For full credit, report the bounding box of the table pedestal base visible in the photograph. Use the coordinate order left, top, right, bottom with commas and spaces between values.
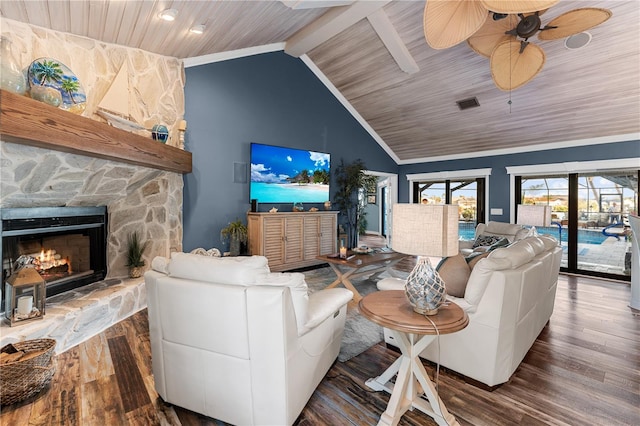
324, 256, 405, 302
365, 329, 459, 426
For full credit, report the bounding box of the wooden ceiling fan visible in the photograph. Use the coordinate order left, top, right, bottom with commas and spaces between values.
424, 1, 612, 91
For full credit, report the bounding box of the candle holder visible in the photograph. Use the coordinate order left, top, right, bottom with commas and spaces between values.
4, 267, 46, 326
339, 240, 347, 259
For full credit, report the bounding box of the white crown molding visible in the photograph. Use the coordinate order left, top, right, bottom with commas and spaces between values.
506, 157, 640, 176
183, 43, 286, 68
399, 133, 640, 165
406, 168, 492, 181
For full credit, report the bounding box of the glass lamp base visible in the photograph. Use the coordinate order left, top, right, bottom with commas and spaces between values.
404, 256, 447, 316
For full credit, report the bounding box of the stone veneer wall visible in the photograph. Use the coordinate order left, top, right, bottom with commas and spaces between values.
1, 18, 186, 278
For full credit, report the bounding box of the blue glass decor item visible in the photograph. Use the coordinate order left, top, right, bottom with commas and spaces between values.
151, 124, 169, 143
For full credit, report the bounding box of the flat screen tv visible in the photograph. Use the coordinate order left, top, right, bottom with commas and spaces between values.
250, 143, 330, 204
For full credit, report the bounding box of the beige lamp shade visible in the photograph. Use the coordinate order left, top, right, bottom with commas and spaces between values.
392, 204, 459, 257
491, 40, 545, 91
480, 0, 559, 14
424, 0, 488, 50
517, 204, 552, 227
468, 14, 518, 58
537, 8, 612, 41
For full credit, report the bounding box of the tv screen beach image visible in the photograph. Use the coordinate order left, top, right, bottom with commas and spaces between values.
250, 143, 330, 203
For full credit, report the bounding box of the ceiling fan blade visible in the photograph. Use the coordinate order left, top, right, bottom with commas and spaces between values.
538, 8, 612, 40
424, 0, 488, 49
468, 14, 518, 58
491, 40, 545, 91
481, 0, 559, 14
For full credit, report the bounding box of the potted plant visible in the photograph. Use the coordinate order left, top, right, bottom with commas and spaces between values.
334, 159, 378, 248
221, 219, 248, 256
126, 231, 148, 278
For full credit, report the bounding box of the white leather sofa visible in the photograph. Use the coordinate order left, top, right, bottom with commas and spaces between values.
378, 235, 562, 387
145, 253, 353, 425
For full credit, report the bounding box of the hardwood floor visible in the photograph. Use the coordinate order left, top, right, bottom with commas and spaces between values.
1, 274, 638, 425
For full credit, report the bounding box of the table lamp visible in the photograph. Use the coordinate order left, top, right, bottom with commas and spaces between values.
391, 204, 459, 315
516, 204, 552, 227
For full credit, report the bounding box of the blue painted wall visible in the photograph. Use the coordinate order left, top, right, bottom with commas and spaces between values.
398, 139, 639, 222
183, 52, 398, 251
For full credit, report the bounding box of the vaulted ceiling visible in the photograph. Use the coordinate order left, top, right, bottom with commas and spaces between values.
1, 1, 638, 164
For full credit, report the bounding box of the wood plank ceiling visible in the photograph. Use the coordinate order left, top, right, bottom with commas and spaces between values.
1, 0, 638, 164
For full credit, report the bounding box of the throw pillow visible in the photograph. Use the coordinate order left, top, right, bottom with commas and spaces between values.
466, 251, 490, 270
436, 254, 471, 298
472, 234, 504, 248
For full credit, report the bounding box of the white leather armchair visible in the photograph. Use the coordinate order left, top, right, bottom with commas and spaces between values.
145, 253, 353, 425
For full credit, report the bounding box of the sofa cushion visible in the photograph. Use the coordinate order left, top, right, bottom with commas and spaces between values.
168, 253, 270, 285
476, 221, 525, 243
539, 235, 559, 250
488, 239, 536, 269
466, 251, 490, 270
436, 254, 471, 298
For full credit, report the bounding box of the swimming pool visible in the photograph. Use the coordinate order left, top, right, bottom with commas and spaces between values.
457, 222, 609, 245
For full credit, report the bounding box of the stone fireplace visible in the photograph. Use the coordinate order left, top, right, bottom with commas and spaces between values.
1, 206, 108, 304
0, 17, 187, 352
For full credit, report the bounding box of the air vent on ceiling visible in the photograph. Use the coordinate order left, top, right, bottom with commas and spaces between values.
456, 97, 480, 110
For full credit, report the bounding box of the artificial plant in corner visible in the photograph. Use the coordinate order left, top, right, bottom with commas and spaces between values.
333, 159, 378, 249
126, 231, 148, 278
221, 219, 248, 256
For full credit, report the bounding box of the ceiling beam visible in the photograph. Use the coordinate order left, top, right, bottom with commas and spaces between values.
284, 0, 392, 57
367, 9, 419, 74
281, 0, 355, 10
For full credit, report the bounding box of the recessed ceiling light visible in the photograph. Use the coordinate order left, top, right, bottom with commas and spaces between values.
159, 8, 178, 22
565, 32, 592, 50
190, 24, 206, 34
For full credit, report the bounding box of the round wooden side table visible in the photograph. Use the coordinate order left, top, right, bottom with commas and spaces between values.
359, 290, 469, 426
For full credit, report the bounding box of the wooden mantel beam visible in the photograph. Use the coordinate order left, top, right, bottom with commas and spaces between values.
0, 90, 192, 174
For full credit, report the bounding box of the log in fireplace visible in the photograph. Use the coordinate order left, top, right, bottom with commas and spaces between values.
1, 207, 107, 310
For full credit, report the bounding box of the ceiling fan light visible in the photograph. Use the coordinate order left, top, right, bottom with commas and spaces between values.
190, 24, 206, 34
159, 8, 178, 22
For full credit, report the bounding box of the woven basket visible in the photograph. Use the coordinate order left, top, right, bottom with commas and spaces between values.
0, 338, 56, 406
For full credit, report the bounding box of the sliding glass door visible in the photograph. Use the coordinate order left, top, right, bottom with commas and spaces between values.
517, 169, 637, 280
413, 178, 485, 241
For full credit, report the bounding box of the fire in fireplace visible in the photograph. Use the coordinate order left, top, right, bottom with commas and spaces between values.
1, 207, 107, 310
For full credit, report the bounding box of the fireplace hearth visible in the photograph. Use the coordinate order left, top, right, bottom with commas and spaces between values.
1, 207, 107, 310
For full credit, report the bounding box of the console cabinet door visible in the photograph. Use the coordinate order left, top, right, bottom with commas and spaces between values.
303, 216, 320, 261
283, 216, 304, 265
263, 216, 285, 268
319, 214, 336, 256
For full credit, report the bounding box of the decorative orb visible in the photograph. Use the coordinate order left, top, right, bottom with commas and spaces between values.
151, 124, 169, 143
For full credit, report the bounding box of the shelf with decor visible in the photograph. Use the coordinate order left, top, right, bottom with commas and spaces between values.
0, 89, 192, 174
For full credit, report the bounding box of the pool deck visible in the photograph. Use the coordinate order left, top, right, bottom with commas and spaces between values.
574, 237, 630, 275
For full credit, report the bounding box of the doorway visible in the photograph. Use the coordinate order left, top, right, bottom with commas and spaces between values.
363, 171, 398, 248
516, 169, 637, 280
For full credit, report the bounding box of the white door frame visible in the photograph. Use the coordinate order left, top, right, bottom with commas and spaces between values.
364, 170, 398, 247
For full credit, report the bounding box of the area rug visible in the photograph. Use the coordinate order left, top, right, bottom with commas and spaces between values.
302, 265, 408, 362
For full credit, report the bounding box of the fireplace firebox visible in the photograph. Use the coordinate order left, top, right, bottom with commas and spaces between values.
1, 207, 107, 309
